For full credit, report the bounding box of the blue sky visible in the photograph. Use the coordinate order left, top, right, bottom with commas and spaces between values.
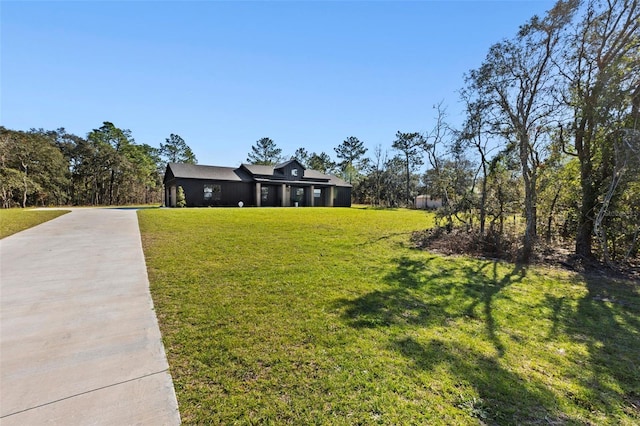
2, 0, 555, 167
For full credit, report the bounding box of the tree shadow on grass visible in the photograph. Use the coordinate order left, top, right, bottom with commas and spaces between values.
545, 275, 640, 417
336, 256, 449, 328
334, 256, 564, 423
390, 336, 560, 424
337, 255, 525, 356
335, 253, 640, 422
459, 260, 527, 357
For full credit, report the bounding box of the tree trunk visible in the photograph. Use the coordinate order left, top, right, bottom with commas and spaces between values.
521, 184, 537, 263
520, 133, 537, 264
479, 163, 487, 236
546, 187, 561, 244
21, 162, 28, 208
109, 169, 115, 205
576, 146, 596, 260
405, 153, 411, 206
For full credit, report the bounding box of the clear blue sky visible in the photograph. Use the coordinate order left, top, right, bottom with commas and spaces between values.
2, 0, 555, 167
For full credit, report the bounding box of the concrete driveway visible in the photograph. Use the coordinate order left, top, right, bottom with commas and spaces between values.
0, 208, 180, 425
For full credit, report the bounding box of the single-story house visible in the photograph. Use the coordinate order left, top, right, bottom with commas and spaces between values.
163, 160, 352, 207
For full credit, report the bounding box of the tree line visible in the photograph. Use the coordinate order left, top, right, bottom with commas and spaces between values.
247, 0, 639, 266
1, 123, 197, 208
3, 0, 636, 266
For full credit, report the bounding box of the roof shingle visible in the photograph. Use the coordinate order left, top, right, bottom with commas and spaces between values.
165, 162, 351, 187
166, 163, 252, 182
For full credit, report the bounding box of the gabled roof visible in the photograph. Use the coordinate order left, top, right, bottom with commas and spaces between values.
164, 163, 252, 183
326, 175, 352, 188
164, 162, 352, 188
274, 159, 305, 170
241, 164, 275, 176
303, 169, 331, 180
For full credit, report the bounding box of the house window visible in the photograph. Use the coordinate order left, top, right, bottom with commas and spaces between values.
291, 168, 298, 177
314, 189, 321, 198
261, 187, 269, 202
204, 184, 221, 201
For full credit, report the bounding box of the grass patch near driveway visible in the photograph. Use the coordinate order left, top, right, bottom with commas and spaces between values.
139, 207, 639, 425
0, 209, 69, 238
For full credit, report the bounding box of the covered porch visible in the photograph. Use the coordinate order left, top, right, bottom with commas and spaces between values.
254, 182, 335, 207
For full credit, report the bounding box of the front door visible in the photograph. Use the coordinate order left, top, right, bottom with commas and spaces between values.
290, 186, 305, 207
261, 185, 278, 207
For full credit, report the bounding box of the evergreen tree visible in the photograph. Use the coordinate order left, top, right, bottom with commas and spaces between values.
334, 136, 367, 184
159, 133, 197, 164
247, 138, 282, 165
176, 186, 187, 207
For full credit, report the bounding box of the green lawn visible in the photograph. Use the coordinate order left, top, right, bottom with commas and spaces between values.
138, 207, 639, 425
0, 209, 69, 238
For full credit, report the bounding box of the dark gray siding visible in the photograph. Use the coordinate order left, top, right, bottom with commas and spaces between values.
164, 162, 351, 208
275, 160, 305, 181
314, 187, 327, 207
334, 187, 352, 207
171, 179, 255, 207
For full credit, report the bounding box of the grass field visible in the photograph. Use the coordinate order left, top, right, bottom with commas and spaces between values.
0, 209, 69, 238
138, 207, 639, 425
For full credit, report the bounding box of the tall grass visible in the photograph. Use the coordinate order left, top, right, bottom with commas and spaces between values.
139, 207, 639, 425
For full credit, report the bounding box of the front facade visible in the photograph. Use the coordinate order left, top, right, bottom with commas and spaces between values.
163, 160, 352, 208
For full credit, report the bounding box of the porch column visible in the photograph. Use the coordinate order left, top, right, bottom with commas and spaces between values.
328, 186, 334, 207
255, 182, 261, 207
170, 186, 177, 207
281, 184, 287, 207
310, 185, 315, 207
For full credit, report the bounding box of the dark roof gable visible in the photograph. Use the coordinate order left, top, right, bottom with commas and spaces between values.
240, 164, 275, 177
164, 163, 252, 184
274, 159, 305, 171
165, 162, 351, 188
